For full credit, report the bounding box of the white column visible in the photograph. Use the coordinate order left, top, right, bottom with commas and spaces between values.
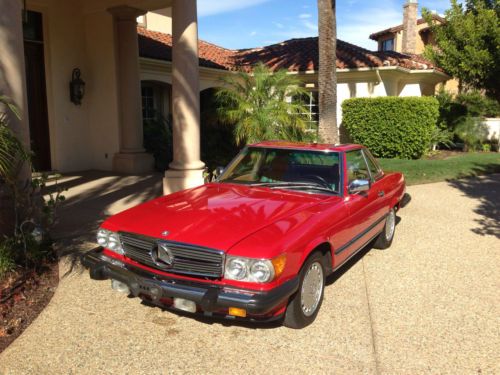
163, 0, 205, 194
108, 6, 153, 174
0, 0, 31, 234
0, 0, 30, 150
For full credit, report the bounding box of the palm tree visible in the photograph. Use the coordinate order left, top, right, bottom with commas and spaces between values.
0, 95, 30, 184
0, 95, 31, 237
317, 0, 339, 144
216, 63, 313, 146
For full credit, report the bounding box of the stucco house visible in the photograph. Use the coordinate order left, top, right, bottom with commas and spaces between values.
369, 5, 445, 54
0, 0, 449, 196
139, 25, 448, 133
369, 0, 458, 94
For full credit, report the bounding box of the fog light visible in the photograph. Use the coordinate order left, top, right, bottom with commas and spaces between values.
228, 307, 247, 318
173, 298, 196, 313
111, 279, 130, 294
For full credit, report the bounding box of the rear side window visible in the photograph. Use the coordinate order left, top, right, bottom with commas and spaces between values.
346, 150, 370, 182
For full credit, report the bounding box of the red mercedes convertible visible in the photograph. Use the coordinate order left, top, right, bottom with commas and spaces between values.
84, 141, 410, 328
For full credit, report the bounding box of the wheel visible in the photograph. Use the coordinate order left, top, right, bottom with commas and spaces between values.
283, 252, 326, 329
374, 208, 396, 250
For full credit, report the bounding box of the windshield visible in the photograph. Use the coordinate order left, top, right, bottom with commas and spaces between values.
219, 147, 341, 194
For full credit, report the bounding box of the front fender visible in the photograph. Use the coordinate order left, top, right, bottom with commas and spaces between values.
228, 200, 346, 281
300, 238, 333, 273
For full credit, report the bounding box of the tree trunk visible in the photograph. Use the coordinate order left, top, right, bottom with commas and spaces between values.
317, 0, 339, 144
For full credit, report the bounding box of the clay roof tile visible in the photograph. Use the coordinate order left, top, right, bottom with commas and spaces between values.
138, 28, 439, 73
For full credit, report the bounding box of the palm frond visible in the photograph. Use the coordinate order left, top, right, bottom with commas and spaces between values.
215, 63, 313, 145
0, 95, 31, 181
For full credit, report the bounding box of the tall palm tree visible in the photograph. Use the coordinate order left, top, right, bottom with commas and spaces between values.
216, 63, 313, 146
317, 0, 339, 144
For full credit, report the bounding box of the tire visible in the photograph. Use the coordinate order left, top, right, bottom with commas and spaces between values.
374, 208, 396, 250
283, 252, 326, 329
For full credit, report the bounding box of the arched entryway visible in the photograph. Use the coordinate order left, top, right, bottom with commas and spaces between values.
199, 87, 239, 171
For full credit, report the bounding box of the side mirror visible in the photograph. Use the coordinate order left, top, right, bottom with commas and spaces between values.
348, 179, 370, 194
212, 166, 225, 181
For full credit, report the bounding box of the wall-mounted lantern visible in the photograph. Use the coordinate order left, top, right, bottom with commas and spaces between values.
69, 68, 85, 105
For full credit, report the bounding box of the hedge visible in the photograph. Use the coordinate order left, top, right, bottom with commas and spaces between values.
342, 96, 439, 159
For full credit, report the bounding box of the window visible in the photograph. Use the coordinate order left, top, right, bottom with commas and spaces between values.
292, 91, 318, 131
141, 86, 155, 121
381, 38, 394, 52
346, 150, 370, 183
362, 148, 383, 181
304, 91, 319, 130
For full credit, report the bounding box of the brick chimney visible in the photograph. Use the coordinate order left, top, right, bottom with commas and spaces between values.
402, 0, 418, 54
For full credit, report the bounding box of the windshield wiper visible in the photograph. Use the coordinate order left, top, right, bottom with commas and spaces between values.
271, 185, 336, 194
249, 181, 313, 187
250, 181, 335, 194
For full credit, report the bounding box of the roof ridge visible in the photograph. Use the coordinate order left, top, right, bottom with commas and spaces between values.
235, 36, 318, 53
236, 36, 366, 53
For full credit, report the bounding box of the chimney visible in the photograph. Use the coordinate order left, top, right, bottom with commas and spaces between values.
402, 0, 418, 54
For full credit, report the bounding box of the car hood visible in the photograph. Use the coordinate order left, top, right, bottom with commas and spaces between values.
103, 183, 329, 251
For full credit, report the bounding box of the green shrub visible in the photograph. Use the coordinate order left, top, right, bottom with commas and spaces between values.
489, 137, 499, 152
0, 242, 15, 277
435, 90, 500, 136
455, 91, 500, 118
143, 115, 173, 172
435, 90, 467, 131
430, 127, 454, 150
342, 96, 439, 159
454, 116, 489, 152
201, 123, 239, 172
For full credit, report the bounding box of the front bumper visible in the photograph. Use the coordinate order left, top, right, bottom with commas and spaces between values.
400, 193, 411, 208
82, 248, 298, 319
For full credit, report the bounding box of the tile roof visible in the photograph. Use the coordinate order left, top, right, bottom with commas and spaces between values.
234, 38, 317, 72
369, 15, 446, 40
138, 28, 235, 70
234, 37, 438, 72
138, 27, 439, 73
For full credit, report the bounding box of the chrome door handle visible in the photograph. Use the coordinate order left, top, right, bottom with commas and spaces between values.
378, 191, 385, 197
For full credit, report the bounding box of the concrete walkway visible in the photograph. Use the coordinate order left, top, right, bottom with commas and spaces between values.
0, 173, 499, 374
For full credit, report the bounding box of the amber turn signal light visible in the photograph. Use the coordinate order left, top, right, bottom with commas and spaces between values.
229, 307, 247, 318
272, 254, 287, 279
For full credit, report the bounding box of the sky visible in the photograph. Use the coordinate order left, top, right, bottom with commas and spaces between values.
197, 0, 453, 51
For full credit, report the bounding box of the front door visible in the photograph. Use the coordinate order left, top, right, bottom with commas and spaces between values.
341, 149, 383, 261
23, 11, 51, 171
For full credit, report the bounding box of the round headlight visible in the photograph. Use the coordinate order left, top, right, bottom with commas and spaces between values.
250, 260, 274, 283
97, 229, 109, 246
226, 258, 248, 280
107, 233, 123, 254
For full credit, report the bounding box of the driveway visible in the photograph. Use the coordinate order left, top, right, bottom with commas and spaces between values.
0, 174, 498, 374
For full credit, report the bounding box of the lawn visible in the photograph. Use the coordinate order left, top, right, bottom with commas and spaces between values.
378, 152, 500, 185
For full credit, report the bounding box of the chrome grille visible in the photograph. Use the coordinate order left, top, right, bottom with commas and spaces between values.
119, 232, 224, 278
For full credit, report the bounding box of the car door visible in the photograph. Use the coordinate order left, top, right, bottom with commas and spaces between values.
336, 149, 385, 263
362, 148, 389, 221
